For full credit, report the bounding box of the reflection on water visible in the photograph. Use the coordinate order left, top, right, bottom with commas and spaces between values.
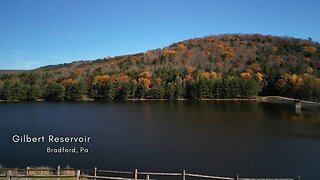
0, 101, 319, 180
260, 102, 320, 139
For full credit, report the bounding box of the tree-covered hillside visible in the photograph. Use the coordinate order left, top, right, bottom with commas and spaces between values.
1, 34, 320, 101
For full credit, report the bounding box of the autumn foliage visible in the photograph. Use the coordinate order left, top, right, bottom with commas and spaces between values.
1, 34, 320, 101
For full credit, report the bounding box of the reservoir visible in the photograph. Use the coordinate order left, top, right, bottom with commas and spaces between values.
0, 101, 319, 179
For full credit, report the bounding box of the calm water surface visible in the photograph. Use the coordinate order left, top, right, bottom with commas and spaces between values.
0, 101, 320, 179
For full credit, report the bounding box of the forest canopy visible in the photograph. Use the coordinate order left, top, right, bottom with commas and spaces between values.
0, 34, 320, 102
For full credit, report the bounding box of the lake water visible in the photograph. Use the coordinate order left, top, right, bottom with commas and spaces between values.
0, 101, 320, 179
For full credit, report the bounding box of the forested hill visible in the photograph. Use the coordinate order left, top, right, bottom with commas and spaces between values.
1, 34, 320, 102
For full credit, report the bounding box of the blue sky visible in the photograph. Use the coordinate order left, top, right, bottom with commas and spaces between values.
0, 0, 319, 70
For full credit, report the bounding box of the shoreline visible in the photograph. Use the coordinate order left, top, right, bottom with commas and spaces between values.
0, 96, 319, 110
0, 97, 263, 102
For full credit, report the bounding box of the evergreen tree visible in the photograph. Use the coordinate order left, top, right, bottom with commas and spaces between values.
102, 81, 116, 100
65, 82, 85, 101
136, 83, 147, 99
44, 82, 65, 101
27, 85, 41, 100
0, 80, 13, 100
11, 83, 29, 100
118, 82, 133, 100
151, 84, 165, 99
174, 82, 184, 100
165, 82, 176, 100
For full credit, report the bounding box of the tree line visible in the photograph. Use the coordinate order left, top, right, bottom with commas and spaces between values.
1, 70, 320, 102
0, 72, 262, 101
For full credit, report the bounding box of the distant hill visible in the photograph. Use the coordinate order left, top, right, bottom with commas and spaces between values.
34, 34, 320, 76
0, 34, 320, 102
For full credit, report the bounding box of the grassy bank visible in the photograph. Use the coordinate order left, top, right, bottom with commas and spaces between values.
262, 96, 320, 110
